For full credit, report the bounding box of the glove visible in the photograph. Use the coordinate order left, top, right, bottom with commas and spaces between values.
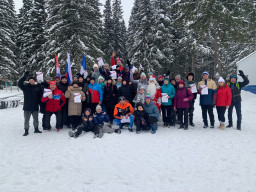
238, 70, 244, 76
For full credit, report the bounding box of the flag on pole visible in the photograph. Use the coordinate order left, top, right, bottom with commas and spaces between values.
65, 53, 72, 85
80, 54, 87, 75
55, 53, 61, 78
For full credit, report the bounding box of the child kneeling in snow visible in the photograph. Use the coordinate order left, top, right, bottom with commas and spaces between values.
93, 105, 115, 138
69, 108, 96, 138
134, 103, 149, 134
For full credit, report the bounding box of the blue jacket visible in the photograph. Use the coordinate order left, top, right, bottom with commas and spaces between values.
93, 112, 110, 125
161, 80, 176, 106
88, 83, 103, 103
197, 79, 217, 106
144, 101, 159, 120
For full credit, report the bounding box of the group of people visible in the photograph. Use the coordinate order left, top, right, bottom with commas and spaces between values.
18, 54, 249, 138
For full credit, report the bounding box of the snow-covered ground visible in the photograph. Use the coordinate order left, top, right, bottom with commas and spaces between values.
0, 91, 256, 192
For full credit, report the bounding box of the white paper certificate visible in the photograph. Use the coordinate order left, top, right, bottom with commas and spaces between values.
110, 71, 117, 79
97, 57, 104, 66
161, 93, 168, 103
36, 72, 43, 82
201, 85, 208, 95
112, 65, 117, 70
131, 66, 137, 73
190, 84, 197, 93
43, 89, 52, 98
121, 116, 130, 123
74, 93, 81, 103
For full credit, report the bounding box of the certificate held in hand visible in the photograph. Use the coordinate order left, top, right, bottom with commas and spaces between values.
161, 93, 168, 103
43, 89, 52, 98
74, 93, 81, 103
36, 72, 43, 83
121, 116, 130, 123
200, 85, 208, 95
190, 84, 197, 93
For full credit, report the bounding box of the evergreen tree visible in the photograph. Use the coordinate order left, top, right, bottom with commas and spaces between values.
0, 0, 18, 79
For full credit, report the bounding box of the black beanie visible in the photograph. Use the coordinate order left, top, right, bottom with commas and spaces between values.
28, 77, 35, 81
61, 76, 67, 80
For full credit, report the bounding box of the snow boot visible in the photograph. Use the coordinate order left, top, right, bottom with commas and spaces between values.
34, 128, 42, 133
220, 123, 225, 130
184, 127, 188, 130
23, 129, 29, 136
210, 124, 214, 128
151, 130, 156, 134
178, 125, 184, 129
128, 127, 133, 132
115, 129, 121, 134
237, 123, 241, 131
203, 125, 208, 128
68, 131, 77, 138
189, 119, 195, 127
226, 122, 233, 128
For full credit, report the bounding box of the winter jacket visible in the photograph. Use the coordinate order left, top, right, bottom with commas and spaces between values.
38, 81, 50, 113
103, 82, 118, 107
134, 110, 149, 125
133, 92, 146, 105
41, 88, 66, 113
197, 79, 217, 106
118, 84, 136, 104
216, 84, 232, 107
144, 101, 159, 120
114, 101, 134, 119
185, 80, 197, 100
92, 70, 101, 81
65, 87, 86, 116
227, 74, 249, 103
130, 71, 148, 91
81, 114, 95, 130
158, 80, 164, 87
57, 82, 68, 94
88, 83, 103, 103
98, 82, 105, 93
82, 83, 90, 104
93, 112, 110, 125
174, 87, 194, 109
111, 57, 124, 71
116, 82, 122, 89
133, 70, 143, 81
161, 80, 176, 106
18, 73, 42, 111
99, 68, 111, 79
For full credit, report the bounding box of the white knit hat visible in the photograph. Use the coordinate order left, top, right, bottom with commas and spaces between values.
96, 104, 102, 111
218, 77, 225, 83
93, 64, 98, 68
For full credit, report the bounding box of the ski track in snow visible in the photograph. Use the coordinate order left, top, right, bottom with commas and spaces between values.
0, 91, 256, 192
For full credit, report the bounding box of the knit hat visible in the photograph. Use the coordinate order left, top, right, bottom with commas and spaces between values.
218, 77, 225, 83
202, 71, 209, 76
145, 93, 151, 100
175, 74, 181, 79
61, 75, 67, 80
98, 76, 105, 82
178, 80, 185, 86
117, 59, 122, 63
230, 74, 237, 79
72, 81, 79, 86
84, 108, 91, 113
136, 102, 144, 109
117, 76, 122, 80
44, 76, 51, 81
186, 72, 194, 80
106, 76, 112, 81
149, 75, 156, 81
50, 81, 56, 85
139, 86, 146, 90
158, 75, 163, 79
28, 77, 35, 81
140, 72, 146, 77
93, 64, 98, 68
96, 104, 102, 111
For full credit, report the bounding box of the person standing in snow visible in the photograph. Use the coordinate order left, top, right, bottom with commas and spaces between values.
65, 82, 86, 130
227, 70, 249, 130
185, 72, 197, 126
147, 74, 162, 114
215, 77, 232, 130
88, 77, 103, 114
41, 81, 66, 131
197, 71, 217, 128
92, 64, 101, 81
18, 71, 42, 136
174, 80, 194, 130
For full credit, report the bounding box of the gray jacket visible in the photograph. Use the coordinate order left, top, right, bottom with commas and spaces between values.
144, 101, 159, 120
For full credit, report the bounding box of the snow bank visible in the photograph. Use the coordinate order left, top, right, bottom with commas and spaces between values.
0, 91, 256, 192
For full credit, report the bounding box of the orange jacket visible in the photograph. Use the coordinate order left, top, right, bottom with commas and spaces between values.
114, 101, 134, 119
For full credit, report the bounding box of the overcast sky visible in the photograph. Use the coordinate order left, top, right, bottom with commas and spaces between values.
14, 0, 134, 26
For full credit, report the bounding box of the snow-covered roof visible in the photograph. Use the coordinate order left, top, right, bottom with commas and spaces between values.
237, 51, 256, 66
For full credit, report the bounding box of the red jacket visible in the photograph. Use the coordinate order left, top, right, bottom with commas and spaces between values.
41, 88, 66, 113
111, 57, 123, 71
216, 84, 232, 107
153, 88, 161, 109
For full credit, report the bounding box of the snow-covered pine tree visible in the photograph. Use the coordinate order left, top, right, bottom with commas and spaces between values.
112, 0, 127, 58
44, 0, 104, 76
120, 19, 128, 59
0, 0, 18, 80
102, 0, 114, 61
25, 0, 47, 74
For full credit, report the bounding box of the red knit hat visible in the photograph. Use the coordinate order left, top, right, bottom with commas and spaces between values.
178, 80, 185, 86
158, 75, 163, 79
50, 81, 56, 85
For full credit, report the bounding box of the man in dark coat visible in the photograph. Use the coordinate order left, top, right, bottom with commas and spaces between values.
57, 76, 69, 128
227, 70, 249, 130
118, 79, 136, 106
18, 71, 42, 136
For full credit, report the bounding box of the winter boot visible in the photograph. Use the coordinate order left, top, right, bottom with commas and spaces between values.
189, 119, 195, 127
115, 129, 121, 134
210, 124, 214, 128
203, 125, 208, 128
68, 131, 77, 138
220, 123, 225, 130
34, 128, 42, 133
218, 122, 222, 129
184, 126, 188, 130
151, 130, 156, 134
136, 131, 141, 134
226, 122, 233, 128
237, 123, 241, 131
178, 125, 184, 129
128, 127, 133, 132
23, 129, 29, 136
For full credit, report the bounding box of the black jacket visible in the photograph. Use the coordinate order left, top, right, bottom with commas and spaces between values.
228, 74, 249, 103
118, 84, 136, 104
103, 83, 118, 107
18, 74, 42, 111
134, 110, 149, 126
57, 82, 68, 94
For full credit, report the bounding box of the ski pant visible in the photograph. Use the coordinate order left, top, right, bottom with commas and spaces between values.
228, 101, 241, 126
105, 105, 115, 123
69, 115, 81, 129
201, 105, 215, 126
45, 111, 62, 130
24, 110, 39, 130
161, 105, 172, 125
60, 103, 69, 128
114, 115, 134, 128
177, 108, 189, 128
75, 122, 95, 137
90, 103, 98, 114
189, 100, 195, 124
216, 106, 226, 123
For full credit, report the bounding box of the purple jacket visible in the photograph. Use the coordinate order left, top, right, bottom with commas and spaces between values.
174, 87, 194, 109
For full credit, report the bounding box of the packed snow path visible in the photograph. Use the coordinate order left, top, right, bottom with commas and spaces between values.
0, 91, 256, 192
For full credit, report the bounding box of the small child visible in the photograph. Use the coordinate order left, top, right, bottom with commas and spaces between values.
98, 76, 105, 93
68, 108, 95, 138
134, 103, 149, 134
133, 86, 146, 106
174, 80, 194, 130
